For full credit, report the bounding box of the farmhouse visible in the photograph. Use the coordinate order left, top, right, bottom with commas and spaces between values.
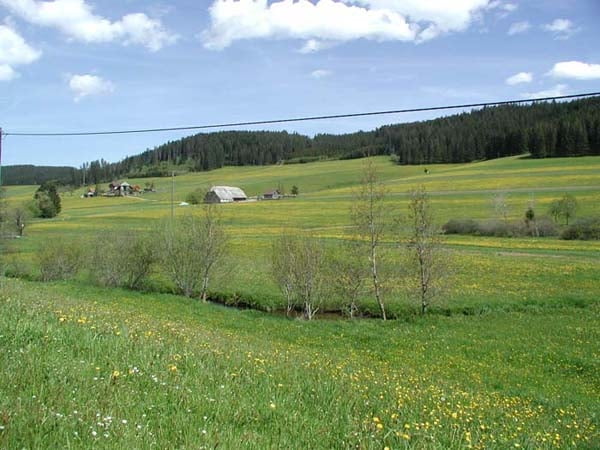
262, 189, 281, 200
108, 181, 134, 196
204, 186, 248, 203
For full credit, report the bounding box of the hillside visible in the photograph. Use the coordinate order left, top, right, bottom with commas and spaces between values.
80, 97, 600, 183
1, 165, 78, 186
4, 155, 600, 314
1, 154, 599, 448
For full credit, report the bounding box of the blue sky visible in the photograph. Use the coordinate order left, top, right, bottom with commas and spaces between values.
1, 0, 599, 167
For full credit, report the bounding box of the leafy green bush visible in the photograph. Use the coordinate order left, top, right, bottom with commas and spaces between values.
34, 181, 62, 218
478, 220, 523, 237
88, 232, 157, 289
185, 188, 207, 205
535, 217, 559, 237
442, 219, 479, 235
443, 217, 557, 238
561, 217, 600, 240
161, 208, 228, 300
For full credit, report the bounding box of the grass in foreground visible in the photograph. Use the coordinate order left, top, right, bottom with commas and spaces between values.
0, 278, 598, 448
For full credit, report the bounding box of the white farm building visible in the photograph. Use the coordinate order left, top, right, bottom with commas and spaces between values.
204, 186, 248, 203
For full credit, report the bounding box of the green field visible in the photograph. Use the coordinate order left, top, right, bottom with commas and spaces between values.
1, 155, 599, 448
4, 155, 600, 314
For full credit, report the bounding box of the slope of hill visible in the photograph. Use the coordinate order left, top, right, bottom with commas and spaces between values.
80, 97, 600, 183
0, 277, 597, 448
4, 155, 600, 315
2, 165, 78, 186
1, 154, 599, 447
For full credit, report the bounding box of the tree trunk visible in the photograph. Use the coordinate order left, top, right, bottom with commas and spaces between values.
419, 249, 427, 315
371, 245, 386, 320
200, 275, 209, 302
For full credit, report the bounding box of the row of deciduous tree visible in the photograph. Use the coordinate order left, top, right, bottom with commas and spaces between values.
8, 165, 448, 320
271, 161, 450, 320
34, 206, 227, 302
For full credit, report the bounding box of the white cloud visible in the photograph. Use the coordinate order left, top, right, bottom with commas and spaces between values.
203, 0, 493, 51
347, 0, 491, 31
522, 84, 568, 99
547, 61, 600, 81
507, 21, 530, 35
506, 72, 533, 85
69, 74, 114, 102
0, 64, 17, 81
299, 39, 336, 54
543, 18, 572, 33
542, 18, 577, 39
0, 0, 177, 51
311, 69, 332, 79
0, 24, 41, 81
487, 1, 517, 11
488, 1, 517, 18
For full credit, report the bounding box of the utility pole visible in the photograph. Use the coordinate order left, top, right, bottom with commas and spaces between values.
0, 127, 3, 187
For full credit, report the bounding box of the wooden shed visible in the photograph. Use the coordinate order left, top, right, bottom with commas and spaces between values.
262, 189, 281, 200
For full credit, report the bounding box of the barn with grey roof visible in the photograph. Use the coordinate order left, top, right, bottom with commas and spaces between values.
204, 186, 248, 203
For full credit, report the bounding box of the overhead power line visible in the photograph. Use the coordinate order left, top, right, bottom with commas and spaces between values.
4, 92, 600, 137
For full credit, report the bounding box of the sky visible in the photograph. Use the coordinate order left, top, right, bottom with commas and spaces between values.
1, 0, 599, 167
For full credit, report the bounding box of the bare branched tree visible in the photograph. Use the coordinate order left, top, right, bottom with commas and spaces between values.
329, 239, 367, 318
271, 232, 325, 320
11, 205, 31, 237
295, 237, 325, 320
88, 231, 157, 289
198, 205, 228, 301
162, 205, 228, 300
492, 191, 510, 223
89, 234, 122, 287
272, 232, 298, 317
123, 232, 158, 290
38, 238, 83, 282
351, 159, 389, 320
406, 186, 449, 315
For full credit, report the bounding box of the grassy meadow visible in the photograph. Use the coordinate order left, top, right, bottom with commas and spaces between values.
1, 154, 599, 448
3, 155, 600, 314
0, 278, 598, 448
